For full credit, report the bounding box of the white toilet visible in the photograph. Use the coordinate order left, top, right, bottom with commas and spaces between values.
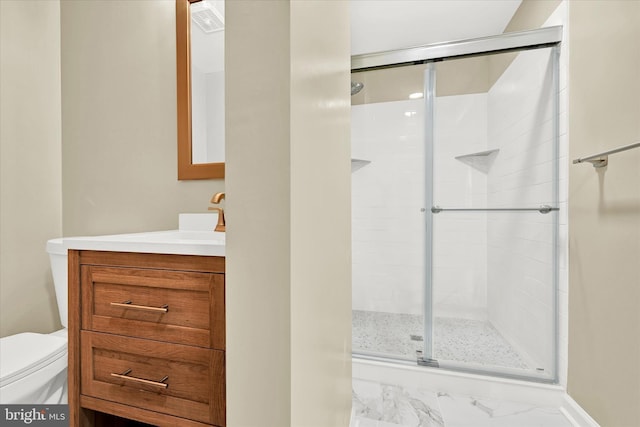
0, 238, 68, 404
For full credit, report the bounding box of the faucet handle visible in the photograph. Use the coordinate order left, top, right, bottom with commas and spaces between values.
210, 192, 225, 204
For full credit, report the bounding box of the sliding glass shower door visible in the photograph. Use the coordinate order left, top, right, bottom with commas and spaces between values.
424, 46, 560, 381
351, 68, 428, 361
352, 27, 561, 382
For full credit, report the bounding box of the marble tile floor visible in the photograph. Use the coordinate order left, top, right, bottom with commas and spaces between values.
352, 310, 529, 370
351, 378, 574, 427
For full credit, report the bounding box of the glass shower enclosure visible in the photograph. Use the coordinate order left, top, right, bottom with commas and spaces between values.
351, 27, 562, 382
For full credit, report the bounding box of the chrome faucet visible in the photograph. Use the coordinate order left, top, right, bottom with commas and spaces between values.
208, 192, 225, 232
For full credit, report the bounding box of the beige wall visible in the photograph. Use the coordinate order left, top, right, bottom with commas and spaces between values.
568, 2, 640, 426
351, 57, 491, 105
1, 0, 223, 336
504, 0, 562, 33
226, 0, 352, 425
488, 0, 562, 88
289, 1, 352, 424
61, 0, 222, 238
225, 0, 291, 424
0, 0, 63, 337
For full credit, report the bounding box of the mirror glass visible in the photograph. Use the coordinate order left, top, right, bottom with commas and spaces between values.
176, 0, 225, 180
190, 0, 225, 164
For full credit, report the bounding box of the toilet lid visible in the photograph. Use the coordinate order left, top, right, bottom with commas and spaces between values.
0, 333, 67, 387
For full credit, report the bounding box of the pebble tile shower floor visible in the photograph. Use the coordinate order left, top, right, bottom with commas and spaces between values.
352, 310, 529, 369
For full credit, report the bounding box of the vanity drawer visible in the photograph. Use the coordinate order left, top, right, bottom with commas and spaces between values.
82, 265, 224, 349
81, 331, 225, 426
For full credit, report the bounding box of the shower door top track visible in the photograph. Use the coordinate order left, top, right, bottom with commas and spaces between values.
351, 25, 562, 71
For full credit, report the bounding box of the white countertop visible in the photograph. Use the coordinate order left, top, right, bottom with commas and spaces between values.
63, 214, 225, 256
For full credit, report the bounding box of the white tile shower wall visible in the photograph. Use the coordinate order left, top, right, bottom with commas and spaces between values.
352, 95, 488, 318
487, 49, 555, 371
433, 94, 489, 320
352, 100, 426, 315
486, 2, 568, 379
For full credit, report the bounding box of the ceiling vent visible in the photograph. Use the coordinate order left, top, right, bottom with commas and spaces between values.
191, 3, 224, 34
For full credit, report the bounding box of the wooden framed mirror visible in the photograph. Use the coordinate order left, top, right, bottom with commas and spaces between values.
176, 0, 225, 180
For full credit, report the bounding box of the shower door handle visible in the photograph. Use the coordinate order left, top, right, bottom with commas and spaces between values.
431, 205, 558, 214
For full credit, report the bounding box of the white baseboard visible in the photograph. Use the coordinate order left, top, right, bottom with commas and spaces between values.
559, 394, 600, 427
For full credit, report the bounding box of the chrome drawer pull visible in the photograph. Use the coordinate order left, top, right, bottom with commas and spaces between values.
110, 300, 169, 313
111, 369, 169, 388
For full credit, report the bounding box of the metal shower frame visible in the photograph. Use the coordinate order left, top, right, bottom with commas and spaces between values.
351, 26, 563, 383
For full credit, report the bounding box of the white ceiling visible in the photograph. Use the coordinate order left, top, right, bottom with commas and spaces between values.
193, 1, 522, 71
350, 0, 523, 56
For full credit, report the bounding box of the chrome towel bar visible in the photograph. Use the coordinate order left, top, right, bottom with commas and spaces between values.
431, 205, 558, 214
573, 141, 640, 168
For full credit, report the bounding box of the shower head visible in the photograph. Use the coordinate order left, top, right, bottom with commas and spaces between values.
351, 81, 364, 96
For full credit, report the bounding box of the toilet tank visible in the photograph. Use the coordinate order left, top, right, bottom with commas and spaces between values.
46, 238, 68, 328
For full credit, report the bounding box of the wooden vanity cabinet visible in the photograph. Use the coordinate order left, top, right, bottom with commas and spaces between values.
68, 250, 225, 427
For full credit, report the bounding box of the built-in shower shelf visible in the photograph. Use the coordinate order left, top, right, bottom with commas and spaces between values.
351, 158, 371, 172
454, 148, 499, 173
